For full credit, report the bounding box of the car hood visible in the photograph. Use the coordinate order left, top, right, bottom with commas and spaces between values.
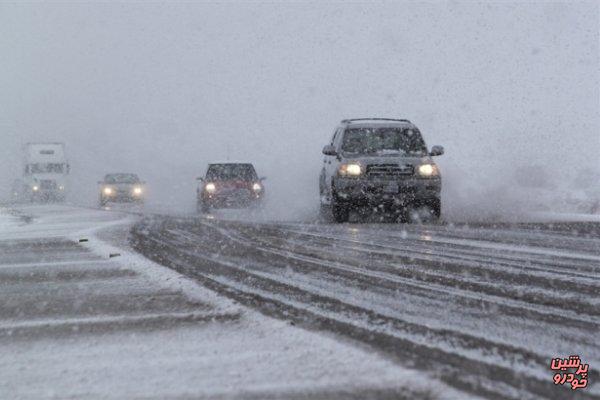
342, 155, 433, 166
102, 183, 141, 189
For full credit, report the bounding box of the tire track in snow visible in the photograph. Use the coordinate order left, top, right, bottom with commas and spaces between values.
131, 216, 600, 400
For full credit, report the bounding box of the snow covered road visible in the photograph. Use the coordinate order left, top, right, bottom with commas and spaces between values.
132, 214, 600, 400
0, 205, 462, 399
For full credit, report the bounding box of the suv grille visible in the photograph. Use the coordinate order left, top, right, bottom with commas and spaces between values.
366, 164, 413, 177
40, 180, 58, 190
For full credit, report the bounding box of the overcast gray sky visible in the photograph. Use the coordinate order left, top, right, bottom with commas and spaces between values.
1, 1, 598, 218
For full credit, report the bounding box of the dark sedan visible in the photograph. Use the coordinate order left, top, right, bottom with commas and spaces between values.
98, 173, 146, 206
197, 163, 265, 213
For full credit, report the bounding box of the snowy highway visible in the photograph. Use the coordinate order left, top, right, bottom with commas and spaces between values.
0, 205, 471, 400
131, 212, 600, 399
3, 2, 599, 399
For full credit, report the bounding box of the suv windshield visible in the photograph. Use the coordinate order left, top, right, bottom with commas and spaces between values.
104, 174, 140, 184
206, 164, 257, 181
341, 127, 427, 156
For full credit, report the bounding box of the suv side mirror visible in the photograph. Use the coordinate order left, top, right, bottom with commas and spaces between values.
429, 145, 444, 156
196, 177, 204, 181
322, 145, 337, 156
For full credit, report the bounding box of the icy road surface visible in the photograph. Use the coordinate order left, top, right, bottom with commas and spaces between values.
132, 213, 600, 400
0, 205, 465, 400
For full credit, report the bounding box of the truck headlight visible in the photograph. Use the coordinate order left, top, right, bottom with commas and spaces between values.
339, 163, 362, 177
205, 183, 216, 193
103, 187, 113, 195
418, 164, 439, 177
133, 187, 143, 195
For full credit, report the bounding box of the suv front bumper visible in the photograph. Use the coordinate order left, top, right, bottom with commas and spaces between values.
333, 176, 441, 205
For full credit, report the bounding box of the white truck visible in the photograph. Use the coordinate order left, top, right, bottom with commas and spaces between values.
12, 143, 70, 203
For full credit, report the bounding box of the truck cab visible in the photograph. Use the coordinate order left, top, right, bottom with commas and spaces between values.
18, 143, 70, 203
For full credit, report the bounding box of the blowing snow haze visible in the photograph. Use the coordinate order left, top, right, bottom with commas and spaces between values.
0, 1, 598, 220
3, 3, 600, 399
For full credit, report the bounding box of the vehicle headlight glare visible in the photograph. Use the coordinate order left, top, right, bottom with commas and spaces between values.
418, 164, 437, 177
133, 187, 143, 195
205, 183, 216, 193
252, 183, 262, 192
103, 187, 113, 195
339, 163, 362, 176
32, 185, 39, 192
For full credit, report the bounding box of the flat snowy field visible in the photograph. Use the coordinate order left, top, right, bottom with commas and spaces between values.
0, 205, 467, 399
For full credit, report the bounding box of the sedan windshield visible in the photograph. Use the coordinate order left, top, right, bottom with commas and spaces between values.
104, 174, 140, 184
341, 128, 427, 156
206, 164, 257, 181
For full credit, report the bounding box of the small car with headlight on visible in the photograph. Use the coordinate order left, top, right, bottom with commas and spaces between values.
319, 118, 444, 222
197, 163, 265, 212
98, 173, 145, 207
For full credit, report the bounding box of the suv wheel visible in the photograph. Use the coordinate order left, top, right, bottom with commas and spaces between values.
428, 198, 441, 219
386, 206, 408, 223
408, 199, 441, 223
319, 203, 332, 222
332, 201, 350, 223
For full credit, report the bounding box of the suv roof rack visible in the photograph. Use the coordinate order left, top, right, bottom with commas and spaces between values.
340, 118, 411, 124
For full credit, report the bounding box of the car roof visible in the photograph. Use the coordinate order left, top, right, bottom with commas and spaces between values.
207, 161, 255, 166
105, 172, 139, 177
339, 118, 416, 129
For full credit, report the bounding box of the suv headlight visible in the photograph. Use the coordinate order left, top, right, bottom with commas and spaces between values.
205, 183, 216, 193
338, 163, 362, 177
418, 164, 439, 177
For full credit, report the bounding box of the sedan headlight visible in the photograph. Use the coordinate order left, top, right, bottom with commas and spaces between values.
103, 187, 113, 195
133, 187, 143, 195
338, 163, 362, 177
205, 183, 216, 193
418, 164, 439, 177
